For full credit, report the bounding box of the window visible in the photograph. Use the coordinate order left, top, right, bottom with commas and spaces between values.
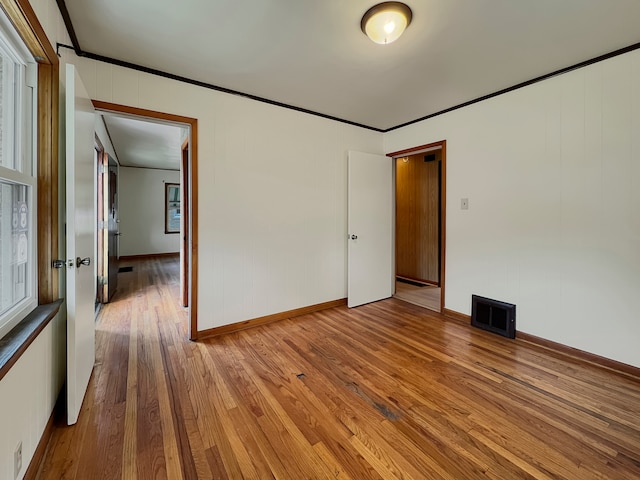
0, 8, 37, 339
165, 183, 180, 234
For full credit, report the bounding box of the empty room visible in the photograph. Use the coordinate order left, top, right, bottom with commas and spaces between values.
1, 0, 639, 479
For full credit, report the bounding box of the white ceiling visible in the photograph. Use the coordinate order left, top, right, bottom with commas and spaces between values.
65, 0, 640, 130
101, 114, 185, 170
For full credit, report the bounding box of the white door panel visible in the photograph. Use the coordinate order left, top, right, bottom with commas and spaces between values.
347, 151, 393, 307
66, 64, 96, 425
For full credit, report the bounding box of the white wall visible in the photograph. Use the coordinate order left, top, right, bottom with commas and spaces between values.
385, 50, 640, 368
0, 314, 65, 479
54, 25, 383, 333
118, 167, 180, 256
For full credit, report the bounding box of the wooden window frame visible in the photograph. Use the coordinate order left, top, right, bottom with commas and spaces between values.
0, 0, 60, 304
0, 0, 61, 380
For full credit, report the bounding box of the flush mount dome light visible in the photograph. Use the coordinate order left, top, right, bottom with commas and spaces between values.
361, 2, 413, 45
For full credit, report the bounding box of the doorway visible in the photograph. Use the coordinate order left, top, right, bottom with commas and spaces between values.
95, 141, 103, 308
96, 135, 119, 305
390, 141, 446, 313
92, 101, 199, 340
181, 138, 190, 308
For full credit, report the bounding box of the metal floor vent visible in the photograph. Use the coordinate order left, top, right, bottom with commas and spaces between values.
471, 295, 516, 339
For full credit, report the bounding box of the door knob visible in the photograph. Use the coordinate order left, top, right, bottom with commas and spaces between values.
351, 234, 358, 240
76, 256, 91, 268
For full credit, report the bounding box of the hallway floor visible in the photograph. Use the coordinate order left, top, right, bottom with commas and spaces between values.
394, 280, 441, 312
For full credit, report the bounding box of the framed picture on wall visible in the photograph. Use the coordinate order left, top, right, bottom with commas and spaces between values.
165, 183, 180, 234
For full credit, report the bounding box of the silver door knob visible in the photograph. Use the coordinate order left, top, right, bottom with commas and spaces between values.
76, 256, 91, 268
350, 234, 358, 240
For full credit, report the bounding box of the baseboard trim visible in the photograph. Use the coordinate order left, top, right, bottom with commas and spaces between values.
24, 389, 64, 479
396, 275, 439, 287
198, 298, 347, 339
119, 252, 179, 261
443, 308, 470, 325
443, 308, 640, 379
516, 331, 640, 379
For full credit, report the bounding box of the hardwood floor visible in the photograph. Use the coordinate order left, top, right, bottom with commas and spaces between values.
394, 281, 441, 312
37, 257, 640, 479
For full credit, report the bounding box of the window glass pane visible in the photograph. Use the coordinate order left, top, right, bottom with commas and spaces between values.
0, 8, 36, 338
0, 56, 4, 167
22, 69, 34, 176
0, 53, 17, 171
0, 180, 29, 316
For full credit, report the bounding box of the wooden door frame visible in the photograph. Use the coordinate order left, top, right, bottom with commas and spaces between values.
181, 139, 190, 308
387, 140, 447, 313
95, 135, 106, 304
104, 154, 119, 303
91, 101, 199, 340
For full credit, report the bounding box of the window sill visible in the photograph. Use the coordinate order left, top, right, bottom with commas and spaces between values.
0, 299, 63, 382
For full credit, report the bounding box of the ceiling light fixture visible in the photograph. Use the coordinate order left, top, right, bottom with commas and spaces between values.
361, 2, 413, 45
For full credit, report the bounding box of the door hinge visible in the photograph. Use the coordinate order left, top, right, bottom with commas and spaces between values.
99, 164, 108, 175
98, 275, 107, 285
98, 220, 105, 229
26, 62, 37, 88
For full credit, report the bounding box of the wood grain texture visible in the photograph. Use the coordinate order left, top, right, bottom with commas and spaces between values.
0, 28, 63, 480
1, 0, 57, 62
96, 143, 106, 304
387, 141, 444, 159
444, 307, 472, 325
395, 152, 440, 284
517, 330, 640, 379
106, 159, 119, 301
0, 0, 60, 303
198, 298, 348, 339
394, 282, 440, 312
440, 140, 446, 313
118, 253, 179, 261
391, 140, 446, 313
36, 257, 640, 479
444, 308, 640, 378
181, 141, 189, 308
36, 62, 59, 303
189, 119, 199, 340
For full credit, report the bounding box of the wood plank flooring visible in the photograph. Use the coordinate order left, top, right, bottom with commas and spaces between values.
394, 281, 441, 312
37, 256, 640, 479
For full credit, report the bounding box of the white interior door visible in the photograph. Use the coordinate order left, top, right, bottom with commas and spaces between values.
347, 150, 393, 307
65, 64, 96, 425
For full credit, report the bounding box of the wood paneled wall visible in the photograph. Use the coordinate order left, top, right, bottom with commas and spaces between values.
395, 151, 440, 284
